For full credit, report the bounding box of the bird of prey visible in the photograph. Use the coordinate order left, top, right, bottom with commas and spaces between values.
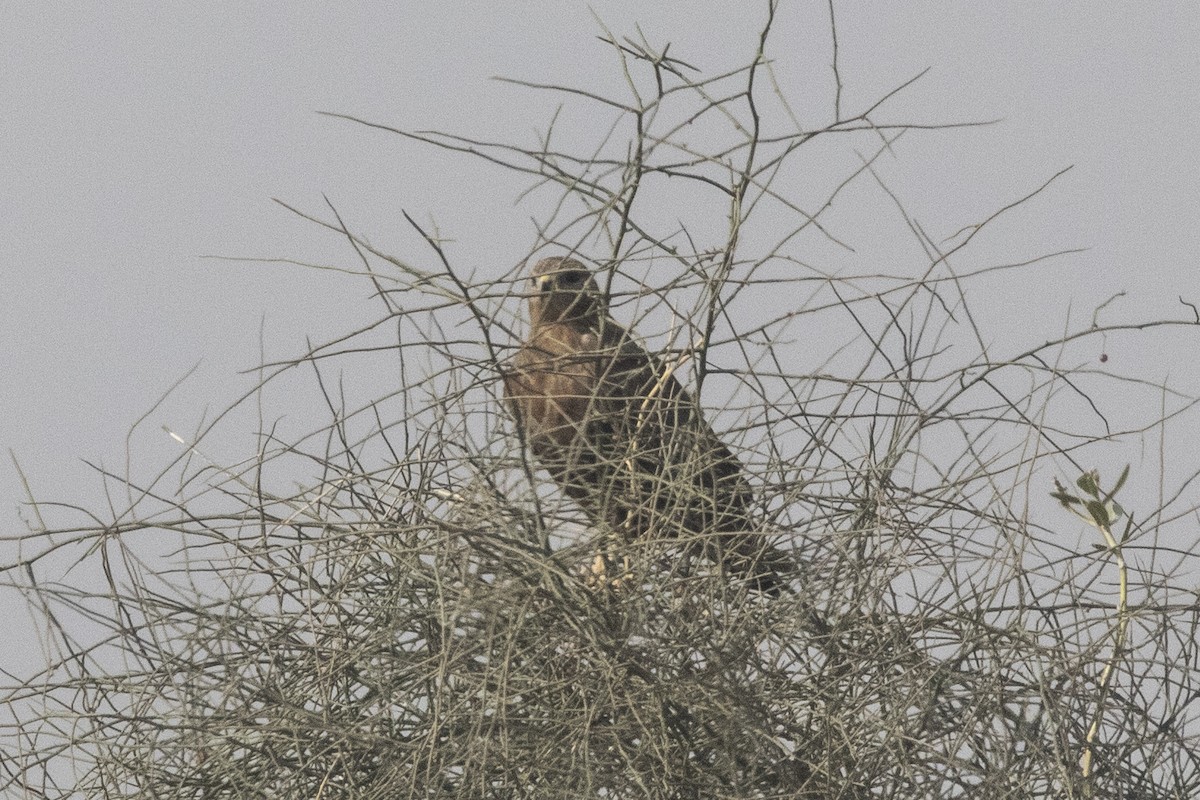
504, 256, 787, 594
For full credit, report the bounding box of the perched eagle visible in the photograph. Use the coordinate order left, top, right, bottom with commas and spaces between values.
504, 256, 787, 594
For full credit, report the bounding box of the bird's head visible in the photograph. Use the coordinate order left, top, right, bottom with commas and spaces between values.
526, 256, 604, 326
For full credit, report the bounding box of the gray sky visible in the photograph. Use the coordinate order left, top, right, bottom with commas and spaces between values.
3, 3, 1199, 667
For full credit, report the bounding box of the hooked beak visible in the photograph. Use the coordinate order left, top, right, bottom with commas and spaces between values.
535, 275, 554, 293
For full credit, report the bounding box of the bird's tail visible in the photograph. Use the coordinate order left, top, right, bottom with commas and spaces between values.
723, 535, 794, 596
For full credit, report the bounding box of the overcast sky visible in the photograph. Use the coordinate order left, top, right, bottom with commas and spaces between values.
3, 3, 1199, 667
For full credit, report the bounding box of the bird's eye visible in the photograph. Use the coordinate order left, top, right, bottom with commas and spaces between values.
562, 271, 586, 285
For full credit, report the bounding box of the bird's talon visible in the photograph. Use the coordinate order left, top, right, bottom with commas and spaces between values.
582, 552, 634, 593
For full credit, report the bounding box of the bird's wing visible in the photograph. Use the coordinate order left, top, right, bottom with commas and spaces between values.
597, 327, 751, 520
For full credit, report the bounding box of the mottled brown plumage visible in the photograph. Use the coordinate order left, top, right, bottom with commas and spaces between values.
504, 256, 787, 594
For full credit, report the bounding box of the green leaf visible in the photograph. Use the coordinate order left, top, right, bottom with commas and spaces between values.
1050, 491, 1079, 508
1085, 500, 1111, 528
1109, 464, 1130, 497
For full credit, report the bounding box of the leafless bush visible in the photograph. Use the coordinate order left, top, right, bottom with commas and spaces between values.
5, 5, 1200, 798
